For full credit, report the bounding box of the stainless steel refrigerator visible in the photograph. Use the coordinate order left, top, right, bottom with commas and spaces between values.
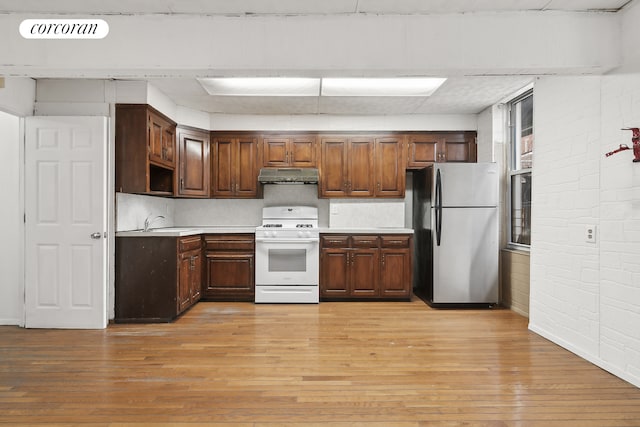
413, 163, 499, 307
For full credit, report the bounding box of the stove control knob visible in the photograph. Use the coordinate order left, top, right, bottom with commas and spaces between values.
297, 231, 304, 238
305, 231, 312, 238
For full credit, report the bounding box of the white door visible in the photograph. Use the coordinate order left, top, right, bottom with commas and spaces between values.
25, 117, 108, 329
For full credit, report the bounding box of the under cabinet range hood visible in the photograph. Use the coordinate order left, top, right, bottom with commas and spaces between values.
258, 168, 319, 184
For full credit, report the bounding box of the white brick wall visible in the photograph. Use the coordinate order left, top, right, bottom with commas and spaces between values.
530, 74, 640, 388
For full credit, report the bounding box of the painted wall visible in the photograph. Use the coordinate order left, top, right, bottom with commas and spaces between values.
0, 111, 23, 325
621, 0, 640, 72
0, 77, 36, 116
0, 78, 34, 326
209, 114, 477, 132
501, 250, 531, 317
529, 74, 640, 388
0, 12, 620, 77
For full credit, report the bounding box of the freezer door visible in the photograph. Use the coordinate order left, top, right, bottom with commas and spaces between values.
435, 163, 498, 207
432, 207, 498, 304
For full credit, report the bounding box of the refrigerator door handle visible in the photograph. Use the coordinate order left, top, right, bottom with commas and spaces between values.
435, 168, 442, 246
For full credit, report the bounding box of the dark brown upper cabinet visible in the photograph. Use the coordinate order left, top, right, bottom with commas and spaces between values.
319, 136, 375, 198
115, 104, 177, 196
176, 126, 210, 198
319, 134, 405, 198
211, 133, 261, 198
262, 134, 317, 168
374, 136, 406, 197
406, 131, 477, 169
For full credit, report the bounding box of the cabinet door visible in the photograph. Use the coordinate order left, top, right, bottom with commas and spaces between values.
162, 125, 176, 166
443, 133, 477, 162
375, 137, 405, 197
290, 136, 317, 167
406, 134, 441, 168
348, 138, 375, 197
350, 249, 379, 297
236, 137, 259, 197
380, 248, 411, 299
178, 251, 193, 314
148, 113, 164, 165
211, 137, 234, 197
320, 248, 349, 298
148, 111, 175, 169
177, 127, 210, 197
320, 138, 348, 197
204, 252, 255, 301
262, 137, 289, 167
190, 250, 202, 303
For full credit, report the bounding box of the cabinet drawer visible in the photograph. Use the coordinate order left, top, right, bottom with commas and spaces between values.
351, 235, 379, 248
179, 236, 202, 252
204, 234, 255, 251
321, 235, 350, 248
381, 235, 411, 248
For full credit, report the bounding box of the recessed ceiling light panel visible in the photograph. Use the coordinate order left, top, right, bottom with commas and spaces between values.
321, 77, 447, 97
198, 77, 320, 96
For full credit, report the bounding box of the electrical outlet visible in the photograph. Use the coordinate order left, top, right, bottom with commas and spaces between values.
330, 204, 339, 215
585, 225, 597, 243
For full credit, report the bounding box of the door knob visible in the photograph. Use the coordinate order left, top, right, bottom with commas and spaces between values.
90, 232, 103, 239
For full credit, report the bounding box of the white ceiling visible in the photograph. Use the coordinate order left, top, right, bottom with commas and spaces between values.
0, 0, 632, 15
2, 0, 633, 115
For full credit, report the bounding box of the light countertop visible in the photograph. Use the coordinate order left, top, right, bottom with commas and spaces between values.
318, 227, 413, 234
116, 226, 413, 237
116, 226, 258, 237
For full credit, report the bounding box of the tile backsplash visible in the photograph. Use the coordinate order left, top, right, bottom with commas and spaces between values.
116, 193, 175, 231
116, 185, 331, 230
116, 185, 410, 231
329, 199, 406, 228
175, 185, 330, 226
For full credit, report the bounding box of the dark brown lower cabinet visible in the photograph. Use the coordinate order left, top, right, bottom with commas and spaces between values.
115, 235, 202, 323
320, 234, 412, 300
203, 234, 255, 301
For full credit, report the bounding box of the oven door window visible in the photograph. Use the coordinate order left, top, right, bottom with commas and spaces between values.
268, 249, 306, 272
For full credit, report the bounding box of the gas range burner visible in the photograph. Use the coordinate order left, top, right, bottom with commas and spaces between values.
262, 224, 283, 228
296, 224, 314, 228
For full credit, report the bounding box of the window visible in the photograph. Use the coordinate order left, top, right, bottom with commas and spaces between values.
508, 90, 533, 246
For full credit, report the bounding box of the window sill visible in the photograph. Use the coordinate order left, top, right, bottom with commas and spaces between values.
502, 245, 530, 256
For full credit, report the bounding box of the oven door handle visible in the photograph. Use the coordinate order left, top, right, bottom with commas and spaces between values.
255, 238, 319, 244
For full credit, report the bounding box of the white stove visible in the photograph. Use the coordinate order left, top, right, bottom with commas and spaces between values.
254, 206, 320, 303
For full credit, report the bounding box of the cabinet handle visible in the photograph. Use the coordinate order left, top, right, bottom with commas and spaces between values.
387, 240, 403, 244
377, 182, 380, 192
180, 178, 184, 190
382, 254, 385, 266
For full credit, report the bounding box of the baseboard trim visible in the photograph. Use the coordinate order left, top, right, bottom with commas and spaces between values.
529, 322, 640, 389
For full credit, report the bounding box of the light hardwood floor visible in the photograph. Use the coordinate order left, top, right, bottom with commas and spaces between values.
1, 297, 639, 426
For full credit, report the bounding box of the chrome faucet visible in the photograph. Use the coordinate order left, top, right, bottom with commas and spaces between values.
143, 214, 165, 232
